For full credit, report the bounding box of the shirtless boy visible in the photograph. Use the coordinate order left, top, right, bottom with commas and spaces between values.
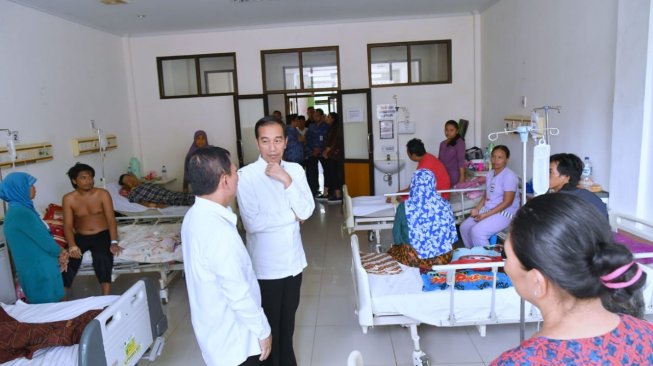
62, 163, 122, 296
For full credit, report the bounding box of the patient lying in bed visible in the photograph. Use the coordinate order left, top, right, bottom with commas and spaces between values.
388, 169, 458, 273
118, 174, 194, 208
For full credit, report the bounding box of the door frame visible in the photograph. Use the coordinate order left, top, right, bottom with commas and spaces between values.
233, 94, 268, 167
337, 88, 374, 195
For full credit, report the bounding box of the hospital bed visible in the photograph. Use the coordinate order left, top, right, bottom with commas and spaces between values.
0, 278, 167, 366
106, 182, 189, 217
78, 215, 183, 304
350, 233, 653, 366
342, 184, 484, 247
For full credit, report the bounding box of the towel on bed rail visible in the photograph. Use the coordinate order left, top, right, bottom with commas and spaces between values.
421, 270, 512, 292
422, 246, 510, 291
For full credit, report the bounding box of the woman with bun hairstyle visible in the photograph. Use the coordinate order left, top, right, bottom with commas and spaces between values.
492, 193, 653, 365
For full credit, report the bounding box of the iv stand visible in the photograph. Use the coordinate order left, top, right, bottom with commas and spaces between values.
488, 124, 559, 342
532, 106, 561, 144
90, 120, 107, 188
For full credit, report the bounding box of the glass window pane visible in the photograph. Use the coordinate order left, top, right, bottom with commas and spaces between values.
161, 59, 197, 96
264, 52, 299, 91
302, 50, 338, 89
410, 43, 449, 83
199, 56, 235, 94
370, 45, 408, 85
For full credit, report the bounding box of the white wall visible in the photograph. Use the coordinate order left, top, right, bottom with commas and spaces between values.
0, 1, 133, 212
126, 15, 477, 193
610, 0, 653, 220
481, 0, 618, 189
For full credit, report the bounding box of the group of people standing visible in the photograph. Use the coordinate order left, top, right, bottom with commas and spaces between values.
283, 107, 343, 203
182, 117, 315, 366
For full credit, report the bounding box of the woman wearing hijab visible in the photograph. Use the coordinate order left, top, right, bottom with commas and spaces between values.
388, 169, 458, 272
0, 172, 66, 303
183, 130, 209, 192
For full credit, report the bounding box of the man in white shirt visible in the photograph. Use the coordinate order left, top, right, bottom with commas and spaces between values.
182, 146, 271, 366
237, 117, 315, 366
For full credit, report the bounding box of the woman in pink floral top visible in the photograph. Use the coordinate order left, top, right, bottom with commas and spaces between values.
492, 194, 653, 365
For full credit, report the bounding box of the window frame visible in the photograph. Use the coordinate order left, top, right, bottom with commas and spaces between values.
261, 46, 340, 94
367, 40, 452, 87
156, 52, 238, 99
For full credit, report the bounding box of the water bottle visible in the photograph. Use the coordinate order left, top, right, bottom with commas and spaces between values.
161, 165, 168, 180
581, 156, 593, 188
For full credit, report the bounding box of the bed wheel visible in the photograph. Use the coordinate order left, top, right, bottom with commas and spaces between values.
160, 289, 169, 305
367, 231, 375, 242
412, 353, 430, 366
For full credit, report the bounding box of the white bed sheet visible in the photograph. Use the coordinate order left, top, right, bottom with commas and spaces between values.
81, 222, 182, 264
0, 296, 118, 366
367, 262, 653, 327
352, 196, 395, 217
367, 264, 536, 326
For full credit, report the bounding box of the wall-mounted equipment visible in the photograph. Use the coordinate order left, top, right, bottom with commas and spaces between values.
72, 135, 117, 156
0, 142, 53, 168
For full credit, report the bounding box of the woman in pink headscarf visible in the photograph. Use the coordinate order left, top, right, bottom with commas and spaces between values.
183, 130, 209, 192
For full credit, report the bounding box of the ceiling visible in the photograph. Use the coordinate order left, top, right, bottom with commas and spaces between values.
9, 0, 499, 37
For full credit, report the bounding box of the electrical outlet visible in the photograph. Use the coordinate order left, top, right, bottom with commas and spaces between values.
521, 96, 527, 108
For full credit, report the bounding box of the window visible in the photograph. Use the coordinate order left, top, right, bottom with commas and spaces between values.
368, 40, 451, 87
262, 47, 339, 93
156, 53, 237, 98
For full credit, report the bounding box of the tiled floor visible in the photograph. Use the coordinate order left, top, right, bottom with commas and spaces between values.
71, 202, 539, 365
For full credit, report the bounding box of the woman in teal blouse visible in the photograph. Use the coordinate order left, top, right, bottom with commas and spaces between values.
0, 172, 65, 303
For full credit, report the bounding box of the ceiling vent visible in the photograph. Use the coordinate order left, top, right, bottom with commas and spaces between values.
100, 0, 128, 4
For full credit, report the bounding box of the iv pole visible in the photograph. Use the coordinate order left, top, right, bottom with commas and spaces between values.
488, 120, 559, 342
90, 120, 107, 188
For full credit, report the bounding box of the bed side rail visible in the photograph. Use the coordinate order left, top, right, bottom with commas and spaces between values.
430, 261, 541, 326
350, 234, 375, 329
610, 212, 653, 242
116, 215, 184, 225
78, 278, 167, 366
342, 185, 355, 235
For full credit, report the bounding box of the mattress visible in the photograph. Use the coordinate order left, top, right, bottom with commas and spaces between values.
0, 296, 118, 366
352, 196, 395, 217
82, 222, 182, 264
367, 263, 653, 327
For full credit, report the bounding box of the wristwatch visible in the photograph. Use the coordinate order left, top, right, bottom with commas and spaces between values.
111, 240, 119, 244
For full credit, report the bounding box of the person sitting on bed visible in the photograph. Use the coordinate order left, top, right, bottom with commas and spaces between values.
460, 145, 519, 248
119, 173, 194, 208
63, 163, 122, 297
492, 193, 653, 365
388, 169, 457, 273
0, 172, 67, 304
548, 152, 608, 219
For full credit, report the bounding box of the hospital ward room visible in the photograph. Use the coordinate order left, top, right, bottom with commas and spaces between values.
2, 0, 653, 365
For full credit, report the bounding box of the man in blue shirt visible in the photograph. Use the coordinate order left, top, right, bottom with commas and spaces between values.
305, 108, 330, 198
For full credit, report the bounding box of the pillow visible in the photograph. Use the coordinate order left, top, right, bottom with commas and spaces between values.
43, 204, 67, 249
105, 182, 149, 212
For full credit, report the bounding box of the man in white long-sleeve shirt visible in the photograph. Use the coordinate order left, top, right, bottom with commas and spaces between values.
237, 117, 315, 366
182, 146, 271, 366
